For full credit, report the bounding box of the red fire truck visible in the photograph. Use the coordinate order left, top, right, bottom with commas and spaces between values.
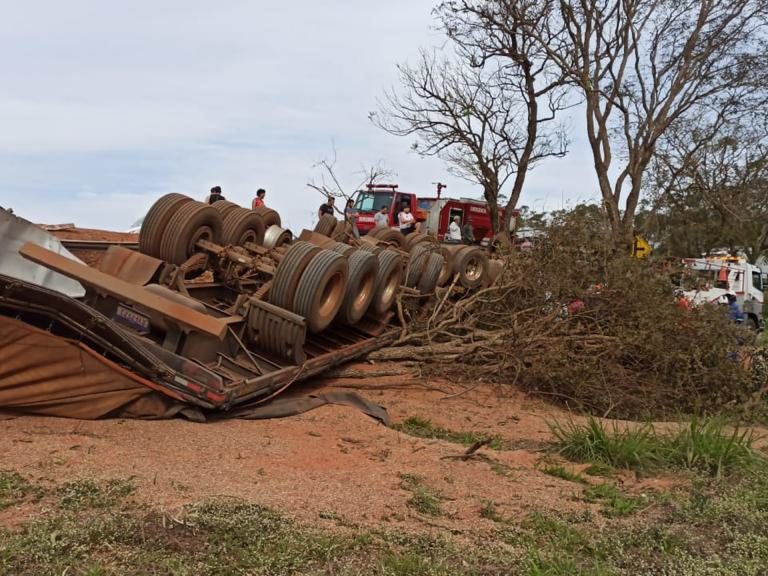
353, 183, 508, 244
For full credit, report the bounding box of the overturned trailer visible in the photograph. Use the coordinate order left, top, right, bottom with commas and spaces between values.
0, 194, 469, 419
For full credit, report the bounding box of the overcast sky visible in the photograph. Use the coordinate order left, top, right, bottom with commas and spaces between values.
0, 1, 598, 232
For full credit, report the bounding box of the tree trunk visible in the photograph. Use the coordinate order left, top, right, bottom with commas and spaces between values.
503, 61, 539, 234
483, 183, 500, 234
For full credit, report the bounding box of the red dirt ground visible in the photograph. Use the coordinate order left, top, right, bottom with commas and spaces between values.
50, 227, 138, 243
48, 227, 138, 268
0, 368, 677, 536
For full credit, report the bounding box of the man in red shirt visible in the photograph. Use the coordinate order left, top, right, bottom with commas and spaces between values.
252, 189, 266, 209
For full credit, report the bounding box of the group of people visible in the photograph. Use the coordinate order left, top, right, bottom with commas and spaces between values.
204, 189, 481, 245
320, 198, 475, 244
205, 186, 268, 210
447, 215, 475, 244
318, 197, 361, 238
372, 203, 417, 236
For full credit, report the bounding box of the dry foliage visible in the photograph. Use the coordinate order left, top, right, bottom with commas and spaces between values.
375, 213, 759, 419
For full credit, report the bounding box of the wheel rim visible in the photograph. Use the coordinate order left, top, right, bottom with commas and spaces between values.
239, 229, 259, 245
353, 269, 376, 314
188, 225, 214, 254
381, 268, 400, 307
319, 271, 346, 320
464, 256, 483, 282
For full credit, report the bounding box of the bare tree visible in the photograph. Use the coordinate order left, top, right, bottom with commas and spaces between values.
372, 42, 569, 233
438, 1, 574, 229
447, 0, 768, 246
307, 146, 395, 217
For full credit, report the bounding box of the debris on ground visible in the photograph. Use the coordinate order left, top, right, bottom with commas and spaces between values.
380, 213, 765, 419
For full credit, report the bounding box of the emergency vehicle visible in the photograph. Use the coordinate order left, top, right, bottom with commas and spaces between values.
681, 255, 765, 331
353, 183, 508, 244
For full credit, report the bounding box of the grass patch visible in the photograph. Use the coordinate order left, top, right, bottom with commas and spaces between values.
392, 416, 504, 450
399, 473, 444, 517
541, 465, 588, 484
550, 416, 764, 477
1, 469, 768, 575
582, 483, 641, 518
0, 471, 44, 510
523, 549, 608, 576
56, 478, 136, 510
665, 418, 760, 478
0, 481, 520, 576
549, 418, 660, 473
583, 463, 616, 478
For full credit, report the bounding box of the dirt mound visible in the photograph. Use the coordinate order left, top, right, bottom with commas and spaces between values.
49, 227, 138, 242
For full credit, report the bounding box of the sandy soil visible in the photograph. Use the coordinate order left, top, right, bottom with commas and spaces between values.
0, 370, 675, 536
51, 227, 139, 243
46, 227, 138, 267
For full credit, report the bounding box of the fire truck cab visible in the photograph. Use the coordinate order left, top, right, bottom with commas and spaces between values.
353, 183, 503, 244
353, 184, 418, 234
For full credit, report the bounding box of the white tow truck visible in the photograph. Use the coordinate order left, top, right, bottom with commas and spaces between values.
682, 255, 765, 330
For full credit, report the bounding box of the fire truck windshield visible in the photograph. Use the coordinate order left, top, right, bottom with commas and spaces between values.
355, 191, 394, 212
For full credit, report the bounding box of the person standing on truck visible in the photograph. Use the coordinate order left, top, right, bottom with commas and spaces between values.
318, 197, 335, 218
207, 186, 225, 204
374, 205, 389, 228
448, 216, 462, 242
398, 205, 416, 235
252, 188, 266, 209
344, 198, 360, 238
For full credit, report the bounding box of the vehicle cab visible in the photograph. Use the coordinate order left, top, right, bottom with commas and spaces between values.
682, 255, 765, 330
353, 184, 418, 234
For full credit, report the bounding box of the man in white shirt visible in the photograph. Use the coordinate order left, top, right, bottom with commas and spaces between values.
374, 205, 389, 227
448, 216, 462, 242
398, 205, 416, 235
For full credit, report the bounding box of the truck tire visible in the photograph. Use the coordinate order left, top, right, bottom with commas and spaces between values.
405, 244, 431, 287
331, 219, 348, 241
211, 200, 241, 218
368, 225, 389, 238
253, 206, 281, 228
371, 227, 407, 248
454, 246, 489, 289
314, 214, 338, 237
270, 241, 321, 310
417, 252, 444, 296
372, 250, 403, 316
159, 201, 223, 265
338, 251, 378, 324
139, 193, 192, 257
221, 208, 266, 246
293, 249, 349, 333
359, 242, 383, 256
405, 232, 437, 251
436, 246, 454, 286
332, 242, 356, 256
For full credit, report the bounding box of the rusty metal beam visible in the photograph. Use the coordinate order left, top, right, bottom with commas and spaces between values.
19, 242, 229, 340
61, 239, 139, 251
